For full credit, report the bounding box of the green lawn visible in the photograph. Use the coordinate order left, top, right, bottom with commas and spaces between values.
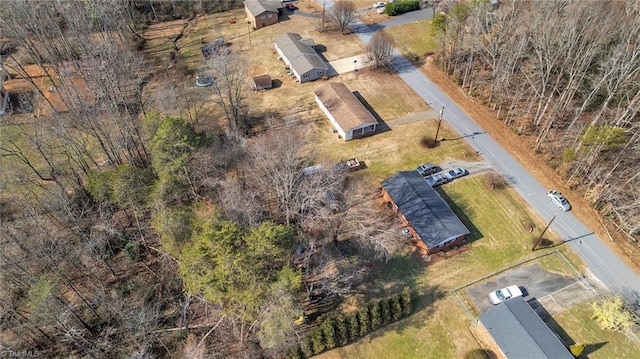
314, 125, 640, 357
385, 19, 440, 56
552, 301, 640, 359
314, 119, 475, 183
315, 151, 565, 358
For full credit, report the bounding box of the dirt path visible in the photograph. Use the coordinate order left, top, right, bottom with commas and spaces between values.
419, 59, 640, 274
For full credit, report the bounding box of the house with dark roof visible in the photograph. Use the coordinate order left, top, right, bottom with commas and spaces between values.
244, 0, 282, 30
381, 171, 470, 255
314, 82, 378, 140
274, 33, 328, 83
478, 297, 573, 359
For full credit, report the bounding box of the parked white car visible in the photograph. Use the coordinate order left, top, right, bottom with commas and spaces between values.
373, 2, 386, 8
377, 6, 386, 14
445, 168, 467, 180
488, 285, 523, 305
547, 190, 571, 212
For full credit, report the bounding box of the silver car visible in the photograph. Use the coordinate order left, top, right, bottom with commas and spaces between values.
547, 190, 571, 212
446, 167, 467, 180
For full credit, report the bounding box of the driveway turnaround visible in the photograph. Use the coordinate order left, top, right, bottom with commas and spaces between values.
316, 2, 640, 296
466, 264, 596, 315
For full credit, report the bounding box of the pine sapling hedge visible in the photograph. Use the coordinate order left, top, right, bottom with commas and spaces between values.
288, 288, 414, 357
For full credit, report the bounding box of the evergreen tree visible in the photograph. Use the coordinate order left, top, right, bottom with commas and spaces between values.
310, 329, 325, 355
357, 307, 370, 336
401, 286, 412, 317
368, 300, 381, 330
347, 312, 360, 341
390, 295, 402, 321
300, 336, 313, 358
321, 318, 336, 350
286, 344, 303, 359
379, 298, 391, 325
334, 314, 348, 346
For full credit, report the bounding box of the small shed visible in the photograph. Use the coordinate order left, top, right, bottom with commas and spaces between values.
253, 75, 272, 90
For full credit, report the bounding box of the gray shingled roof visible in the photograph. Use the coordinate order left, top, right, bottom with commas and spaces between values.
244, 0, 280, 17
479, 297, 574, 359
274, 33, 328, 75
381, 171, 469, 248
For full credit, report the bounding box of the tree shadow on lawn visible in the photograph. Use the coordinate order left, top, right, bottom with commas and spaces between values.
436, 189, 484, 243
356, 251, 447, 334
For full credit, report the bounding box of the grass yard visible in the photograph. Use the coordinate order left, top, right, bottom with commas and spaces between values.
385, 19, 440, 56
312, 120, 569, 358
313, 119, 474, 183
552, 301, 640, 359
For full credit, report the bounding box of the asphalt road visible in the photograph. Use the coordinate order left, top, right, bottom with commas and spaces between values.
321, 5, 640, 296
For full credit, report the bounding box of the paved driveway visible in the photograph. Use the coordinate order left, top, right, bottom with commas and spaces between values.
466, 263, 597, 315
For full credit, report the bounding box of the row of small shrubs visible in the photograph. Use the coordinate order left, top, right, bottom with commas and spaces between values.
385, 0, 421, 16
287, 287, 413, 358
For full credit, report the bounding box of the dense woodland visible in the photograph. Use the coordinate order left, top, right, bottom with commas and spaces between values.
433, 0, 640, 241
0, 1, 399, 357
1, 0, 639, 357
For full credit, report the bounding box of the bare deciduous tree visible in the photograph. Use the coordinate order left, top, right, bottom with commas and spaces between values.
204, 51, 249, 138
330, 1, 357, 34
366, 32, 395, 69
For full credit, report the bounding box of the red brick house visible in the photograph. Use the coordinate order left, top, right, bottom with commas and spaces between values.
382, 171, 469, 255
244, 0, 282, 30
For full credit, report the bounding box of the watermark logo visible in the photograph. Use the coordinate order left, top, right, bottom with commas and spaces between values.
0, 350, 40, 358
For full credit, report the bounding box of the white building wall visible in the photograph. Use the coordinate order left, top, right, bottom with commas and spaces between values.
315, 95, 349, 140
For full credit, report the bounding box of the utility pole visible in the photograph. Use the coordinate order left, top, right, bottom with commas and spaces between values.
532, 214, 557, 251
434, 105, 444, 143
247, 21, 251, 47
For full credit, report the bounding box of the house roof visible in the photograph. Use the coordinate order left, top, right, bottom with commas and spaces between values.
253, 74, 272, 88
244, 0, 281, 17
314, 82, 378, 132
479, 297, 573, 359
274, 33, 328, 75
381, 171, 469, 248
